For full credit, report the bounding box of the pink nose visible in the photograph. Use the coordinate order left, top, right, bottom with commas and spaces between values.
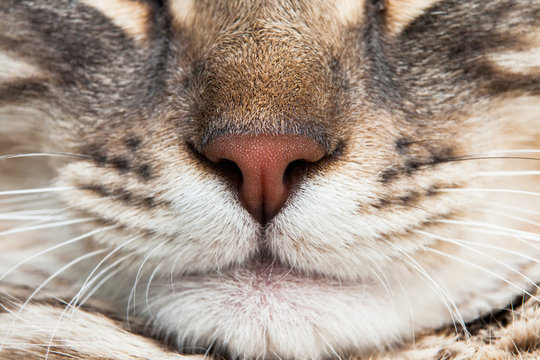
204, 134, 326, 223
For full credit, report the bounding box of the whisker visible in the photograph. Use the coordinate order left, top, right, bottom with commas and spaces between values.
0, 218, 96, 237
475, 170, 540, 177
69, 236, 139, 310
78, 266, 124, 307
426, 248, 539, 302
76, 255, 133, 308
0, 199, 59, 214
395, 279, 415, 348
388, 242, 466, 332
3, 196, 120, 232
445, 238, 540, 265
45, 245, 135, 359
437, 188, 540, 197
417, 230, 539, 291
0, 209, 66, 215
488, 202, 540, 217
126, 242, 166, 330
0, 226, 114, 281
0, 193, 57, 206
0, 152, 90, 161
0, 187, 74, 196
0, 214, 67, 221
477, 208, 540, 228
0, 248, 107, 351
168, 246, 192, 297
322, 338, 344, 360
436, 219, 540, 241
145, 264, 161, 321
484, 149, 540, 155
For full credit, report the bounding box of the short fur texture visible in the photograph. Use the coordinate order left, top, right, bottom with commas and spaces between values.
1, 0, 539, 359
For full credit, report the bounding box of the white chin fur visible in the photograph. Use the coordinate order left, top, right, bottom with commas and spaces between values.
102, 234, 540, 360
143, 267, 417, 360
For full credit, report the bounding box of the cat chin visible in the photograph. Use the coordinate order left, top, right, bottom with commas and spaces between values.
122, 266, 446, 360
113, 249, 540, 360
143, 269, 412, 359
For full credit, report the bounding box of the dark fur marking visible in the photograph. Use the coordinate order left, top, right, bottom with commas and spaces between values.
430, 147, 454, 164
372, 197, 390, 209
125, 137, 142, 151
379, 146, 455, 182
109, 156, 130, 172
394, 0, 539, 116
81, 144, 107, 166
117, 189, 132, 203
486, 68, 540, 96
136, 164, 153, 181
398, 191, 420, 206
79, 184, 161, 209
362, 0, 403, 109
395, 138, 413, 154
80, 185, 110, 197
379, 167, 400, 183
329, 140, 346, 159
371, 190, 425, 209
426, 185, 439, 197
0, 80, 49, 105
404, 159, 421, 174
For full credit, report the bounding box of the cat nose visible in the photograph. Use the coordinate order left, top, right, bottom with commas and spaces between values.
204, 134, 326, 224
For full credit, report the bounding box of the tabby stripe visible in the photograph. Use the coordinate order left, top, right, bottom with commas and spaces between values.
0, 80, 49, 105
80, 0, 153, 42
385, 0, 442, 35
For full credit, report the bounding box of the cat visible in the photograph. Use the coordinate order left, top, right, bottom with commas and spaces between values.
0, 0, 540, 359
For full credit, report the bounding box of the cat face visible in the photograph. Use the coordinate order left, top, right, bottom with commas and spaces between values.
1, 0, 540, 359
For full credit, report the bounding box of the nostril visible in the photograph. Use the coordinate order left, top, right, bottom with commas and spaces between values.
283, 159, 310, 187
212, 159, 243, 189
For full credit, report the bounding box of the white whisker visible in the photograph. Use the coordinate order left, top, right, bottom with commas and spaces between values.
484, 149, 540, 155
477, 208, 540, 228
488, 202, 540, 217
0, 248, 107, 351
0, 218, 96, 237
126, 241, 166, 330
45, 245, 135, 359
0, 214, 67, 221
78, 266, 124, 307
0, 152, 90, 161
69, 236, 139, 309
388, 242, 466, 332
0, 193, 57, 206
0, 187, 74, 196
145, 264, 161, 321
445, 238, 540, 265
417, 230, 539, 291
475, 171, 540, 177
0, 200, 59, 214
436, 219, 540, 241
426, 248, 539, 302
76, 255, 133, 307
0, 226, 114, 281
437, 188, 540, 197
0, 209, 66, 215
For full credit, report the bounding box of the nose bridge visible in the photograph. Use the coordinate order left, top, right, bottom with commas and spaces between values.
190, 27, 337, 148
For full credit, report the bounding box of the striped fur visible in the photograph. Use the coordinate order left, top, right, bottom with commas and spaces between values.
1, 0, 540, 359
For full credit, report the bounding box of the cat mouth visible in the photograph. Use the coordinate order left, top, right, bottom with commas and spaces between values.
175, 251, 363, 288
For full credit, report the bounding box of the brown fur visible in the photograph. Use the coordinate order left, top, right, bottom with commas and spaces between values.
1, 0, 540, 359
